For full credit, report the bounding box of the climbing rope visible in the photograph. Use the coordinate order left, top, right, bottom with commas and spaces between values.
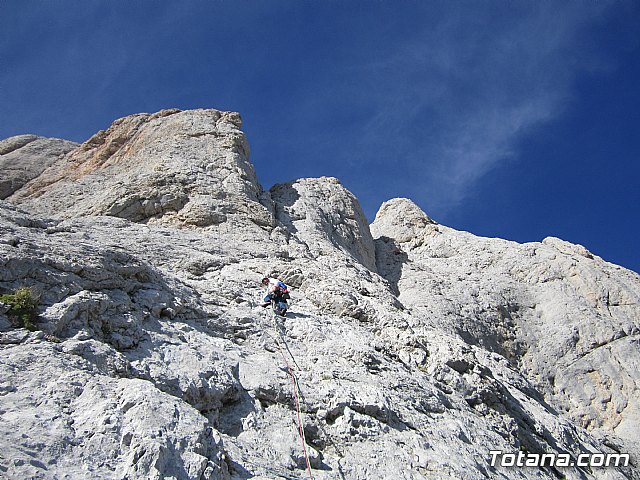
212, 297, 314, 478
247, 299, 347, 480
219, 298, 349, 479
267, 307, 314, 480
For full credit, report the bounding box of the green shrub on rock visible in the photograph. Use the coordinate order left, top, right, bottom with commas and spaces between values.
0, 287, 39, 331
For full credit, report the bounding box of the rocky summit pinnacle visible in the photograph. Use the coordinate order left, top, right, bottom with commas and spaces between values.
9, 109, 271, 231
1, 108, 639, 480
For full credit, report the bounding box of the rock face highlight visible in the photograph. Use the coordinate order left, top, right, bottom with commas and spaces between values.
1, 109, 639, 480
10, 109, 272, 231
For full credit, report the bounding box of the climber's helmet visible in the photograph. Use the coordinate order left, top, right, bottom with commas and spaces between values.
261, 277, 269, 285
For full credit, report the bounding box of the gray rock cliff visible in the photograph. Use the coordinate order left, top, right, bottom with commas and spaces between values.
1, 109, 638, 479
9, 109, 271, 233
0, 135, 78, 199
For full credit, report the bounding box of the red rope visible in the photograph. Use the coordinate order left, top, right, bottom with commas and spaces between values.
277, 339, 314, 479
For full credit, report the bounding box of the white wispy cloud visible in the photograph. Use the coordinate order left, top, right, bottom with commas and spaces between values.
328, 1, 619, 215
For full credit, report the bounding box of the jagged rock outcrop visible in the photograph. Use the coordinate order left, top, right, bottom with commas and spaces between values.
371, 198, 640, 461
1, 109, 639, 480
270, 177, 376, 271
269, 176, 395, 322
0, 135, 78, 199
9, 109, 272, 233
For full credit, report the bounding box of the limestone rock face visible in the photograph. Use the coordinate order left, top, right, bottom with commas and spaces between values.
1, 109, 639, 479
9, 109, 272, 232
270, 176, 376, 271
372, 197, 438, 243
0, 135, 78, 199
372, 198, 640, 462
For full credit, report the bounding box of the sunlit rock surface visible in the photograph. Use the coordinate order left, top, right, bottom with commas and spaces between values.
1, 109, 638, 479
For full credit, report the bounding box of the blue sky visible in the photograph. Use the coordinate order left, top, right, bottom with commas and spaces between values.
1, 1, 639, 272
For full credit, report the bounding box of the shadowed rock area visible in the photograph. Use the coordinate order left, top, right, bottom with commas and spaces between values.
1, 108, 639, 479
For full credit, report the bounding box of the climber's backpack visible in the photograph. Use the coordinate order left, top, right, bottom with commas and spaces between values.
275, 281, 290, 300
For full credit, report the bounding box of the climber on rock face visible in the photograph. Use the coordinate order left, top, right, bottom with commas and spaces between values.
261, 276, 289, 316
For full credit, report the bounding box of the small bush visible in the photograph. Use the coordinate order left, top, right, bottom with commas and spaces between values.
0, 287, 39, 331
